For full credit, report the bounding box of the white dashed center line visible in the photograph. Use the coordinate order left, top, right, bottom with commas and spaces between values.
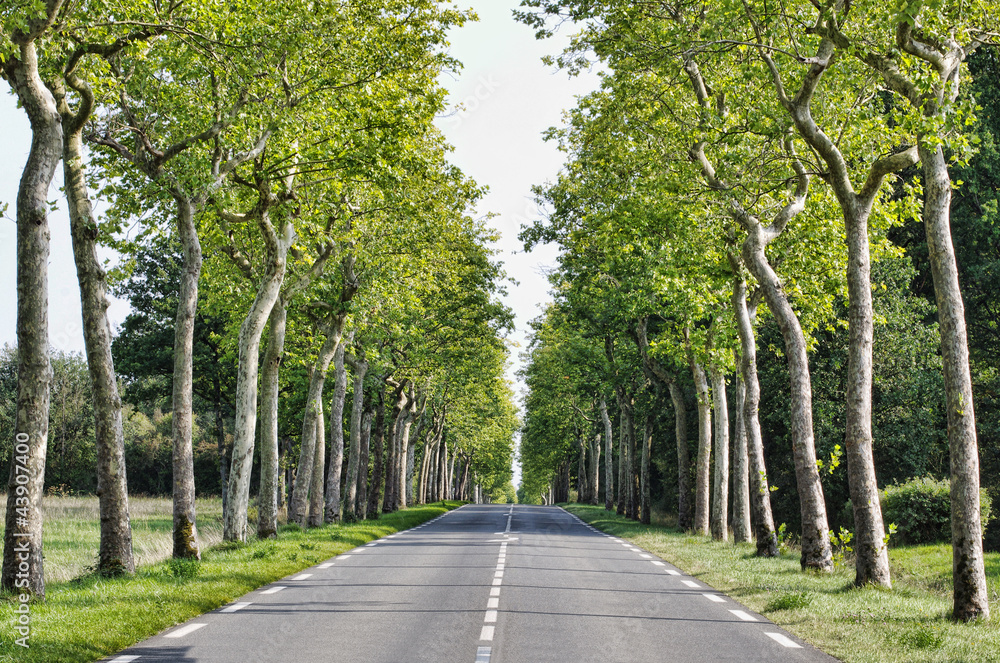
260, 586, 286, 594
291, 573, 312, 581
702, 593, 726, 603
479, 625, 495, 641
318, 563, 334, 569
651, 561, 665, 566
165, 623, 207, 639
729, 610, 757, 621
766, 632, 803, 648
476, 646, 492, 663
682, 580, 700, 588
487, 597, 499, 609
484, 610, 498, 623
110, 656, 141, 662
490, 587, 500, 596
221, 602, 252, 613
666, 569, 681, 576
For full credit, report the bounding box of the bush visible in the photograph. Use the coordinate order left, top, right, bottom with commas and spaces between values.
881, 476, 991, 545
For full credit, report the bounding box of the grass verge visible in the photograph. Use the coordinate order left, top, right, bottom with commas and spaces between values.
564, 503, 1000, 663
0, 501, 462, 663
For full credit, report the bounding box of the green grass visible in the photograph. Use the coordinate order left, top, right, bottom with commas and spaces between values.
565, 503, 1000, 663
0, 499, 462, 663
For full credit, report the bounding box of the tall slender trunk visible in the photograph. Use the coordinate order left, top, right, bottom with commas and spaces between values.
171, 195, 202, 558
447, 446, 457, 500
404, 397, 425, 507
323, 342, 347, 523
342, 353, 367, 518
2, 41, 61, 596
689, 355, 712, 536
626, 404, 638, 520
382, 385, 406, 513
367, 387, 386, 519
62, 104, 134, 574
589, 430, 601, 506
669, 382, 692, 531
289, 330, 341, 526
215, 386, 229, 520
258, 300, 287, 538
732, 369, 752, 544
224, 214, 293, 542
617, 409, 627, 515
356, 407, 372, 519
577, 437, 588, 502
308, 401, 326, 527
710, 367, 729, 542
640, 415, 652, 525
920, 140, 988, 619
600, 396, 614, 511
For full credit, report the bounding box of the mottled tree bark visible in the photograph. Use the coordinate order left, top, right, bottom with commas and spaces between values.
257, 302, 286, 539
577, 436, 588, 503
343, 352, 368, 517
710, 367, 729, 542
640, 416, 652, 525
356, 407, 373, 519
669, 383, 692, 531
308, 401, 326, 527
589, 430, 601, 506
599, 396, 614, 511
1, 38, 61, 597
323, 342, 347, 523
689, 352, 712, 537
731, 369, 752, 544
367, 386, 387, 519
59, 79, 135, 574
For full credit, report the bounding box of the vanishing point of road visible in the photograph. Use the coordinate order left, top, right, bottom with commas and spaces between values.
103, 505, 837, 663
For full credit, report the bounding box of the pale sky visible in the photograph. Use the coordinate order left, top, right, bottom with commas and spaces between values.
0, 1, 600, 484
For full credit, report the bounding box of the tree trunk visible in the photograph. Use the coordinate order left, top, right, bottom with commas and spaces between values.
308, 402, 326, 527
382, 385, 406, 513
404, 397, 425, 507
63, 111, 134, 574
920, 140, 989, 619
690, 356, 712, 536
171, 195, 202, 559
577, 437, 588, 502
289, 330, 341, 526
589, 431, 601, 506
710, 367, 729, 542
626, 404, 638, 520
224, 215, 293, 542
641, 415, 652, 525
741, 232, 830, 569
215, 387, 229, 523
257, 300, 287, 539
343, 354, 368, 517
1, 41, 61, 596
366, 386, 386, 519
668, 382, 692, 531
357, 407, 372, 518
732, 370, 752, 544
600, 396, 614, 511
323, 342, 347, 523
617, 409, 627, 515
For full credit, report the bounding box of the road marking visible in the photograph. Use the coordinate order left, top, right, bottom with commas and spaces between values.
766, 633, 802, 648
666, 570, 681, 576
494, 571, 503, 578
221, 602, 252, 613
651, 561, 665, 566
639, 554, 652, 559
318, 563, 334, 569
479, 625, 495, 641
490, 587, 501, 596
291, 574, 313, 581
702, 593, 726, 603
110, 657, 141, 662
476, 646, 491, 663
484, 610, 498, 623
261, 586, 286, 594
620, 543, 630, 547
730, 610, 757, 621
337, 554, 351, 560
496, 564, 505, 570
165, 623, 207, 639
492, 578, 502, 586
366, 543, 378, 547
682, 580, 700, 588
487, 597, 499, 608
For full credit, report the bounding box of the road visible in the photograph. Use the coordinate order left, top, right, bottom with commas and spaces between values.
104, 504, 837, 663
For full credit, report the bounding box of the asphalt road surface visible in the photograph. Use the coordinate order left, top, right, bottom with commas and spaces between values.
103, 504, 838, 663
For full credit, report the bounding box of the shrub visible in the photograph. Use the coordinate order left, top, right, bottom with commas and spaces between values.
766, 591, 813, 611
881, 476, 991, 545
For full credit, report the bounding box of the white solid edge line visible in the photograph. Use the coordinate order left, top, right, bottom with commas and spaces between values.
730, 610, 757, 622
682, 580, 700, 588
261, 586, 286, 594
291, 573, 313, 581
479, 625, 495, 641
110, 657, 141, 662
484, 610, 498, 623
666, 570, 681, 576
639, 554, 652, 559
221, 602, 252, 613
366, 543, 378, 547
702, 593, 726, 603
338, 554, 351, 559
651, 561, 665, 566
766, 632, 803, 648
164, 623, 207, 639
475, 646, 492, 663
318, 563, 333, 569
487, 597, 499, 608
